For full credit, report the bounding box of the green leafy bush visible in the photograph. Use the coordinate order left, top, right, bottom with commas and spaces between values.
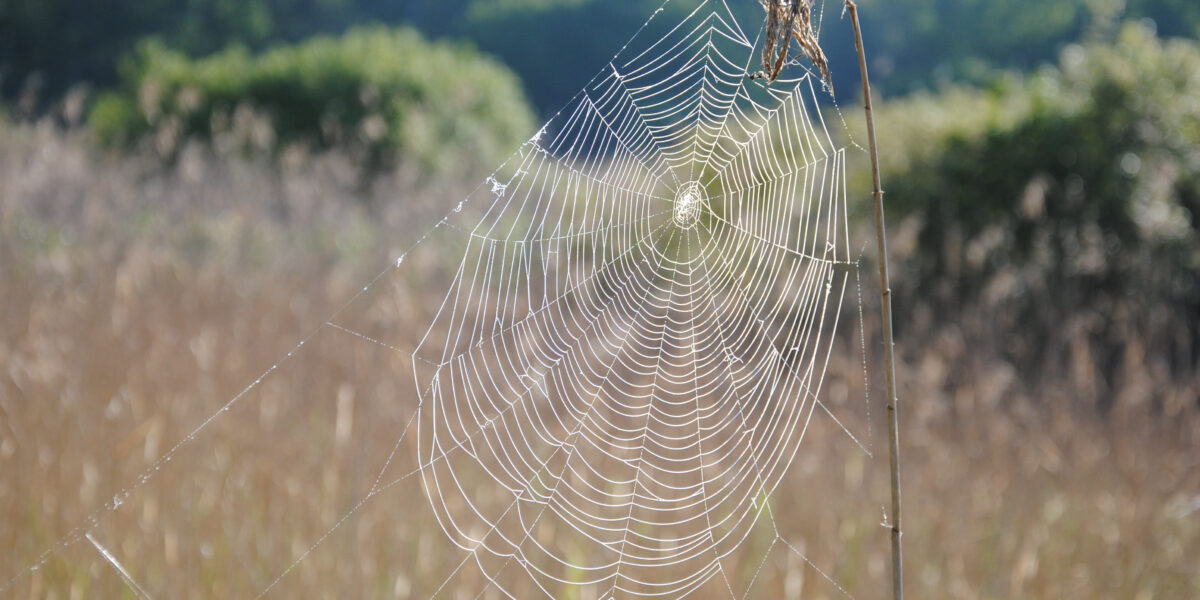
88, 27, 537, 175
876, 23, 1200, 403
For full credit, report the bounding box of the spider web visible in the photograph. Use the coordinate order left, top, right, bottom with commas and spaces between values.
3, 1, 880, 598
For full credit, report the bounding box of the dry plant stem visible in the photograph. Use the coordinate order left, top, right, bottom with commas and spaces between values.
845, 1, 904, 599
754, 0, 831, 86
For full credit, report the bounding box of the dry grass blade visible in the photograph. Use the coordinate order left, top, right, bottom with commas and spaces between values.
752, 0, 832, 88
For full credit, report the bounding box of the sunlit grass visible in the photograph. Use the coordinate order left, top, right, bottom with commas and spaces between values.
1, 121, 1197, 599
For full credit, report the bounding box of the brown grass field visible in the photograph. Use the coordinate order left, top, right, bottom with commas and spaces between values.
1, 122, 1198, 599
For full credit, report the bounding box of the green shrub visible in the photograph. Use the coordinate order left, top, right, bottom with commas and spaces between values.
88, 27, 537, 176
875, 23, 1200, 401
88, 91, 146, 147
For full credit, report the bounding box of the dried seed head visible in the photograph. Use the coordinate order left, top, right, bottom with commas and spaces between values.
752, 0, 832, 90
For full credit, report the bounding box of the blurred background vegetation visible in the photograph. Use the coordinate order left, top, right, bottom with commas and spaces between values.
4, 0, 1199, 109
88, 28, 535, 177
867, 22, 1200, 412
1, 0, 1198, 598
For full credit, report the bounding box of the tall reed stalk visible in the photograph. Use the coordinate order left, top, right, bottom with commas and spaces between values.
844, 1, 904, 599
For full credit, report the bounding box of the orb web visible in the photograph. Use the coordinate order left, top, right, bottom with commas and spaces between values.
411, 1, 862, 597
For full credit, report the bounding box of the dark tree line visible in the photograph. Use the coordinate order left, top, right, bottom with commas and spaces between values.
4, 0, 1197, 114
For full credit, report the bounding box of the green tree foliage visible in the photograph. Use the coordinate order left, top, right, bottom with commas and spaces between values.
846, 0, 1200, 94
88, 27, 537, 175
5, 0, 1200, 114
423, 0, 1200, 108
854, 0, 1091, 92
1125, 0, 1200, 37
878, 23, 1200, 400
0, 0, 408, 100
451, 0, 713, 112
